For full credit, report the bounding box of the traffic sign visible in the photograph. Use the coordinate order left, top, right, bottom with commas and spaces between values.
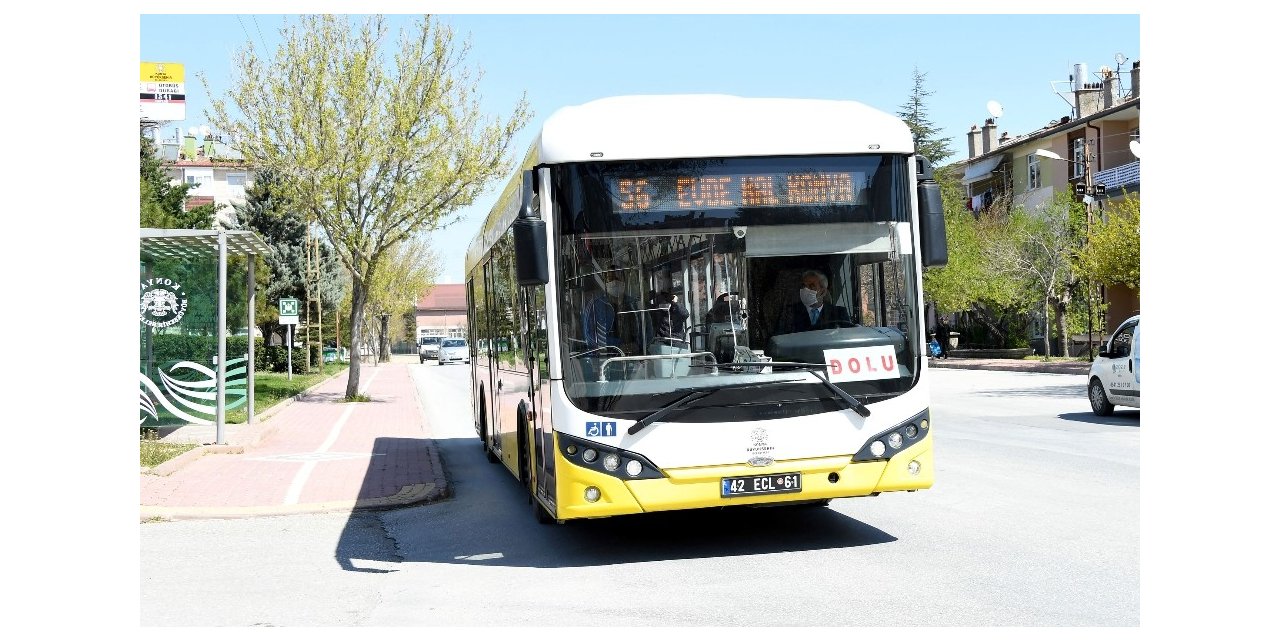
1093, 184, 1106, 196
279, 298, 299, 325
1074, 183, 1086, 195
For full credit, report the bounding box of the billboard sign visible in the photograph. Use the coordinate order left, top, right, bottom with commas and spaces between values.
140, 62, 186, 122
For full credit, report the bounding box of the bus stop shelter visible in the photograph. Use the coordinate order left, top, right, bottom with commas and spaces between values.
140, 228, 271, 444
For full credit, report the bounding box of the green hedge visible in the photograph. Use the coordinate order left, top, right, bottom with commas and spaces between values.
144, 334, 307, 374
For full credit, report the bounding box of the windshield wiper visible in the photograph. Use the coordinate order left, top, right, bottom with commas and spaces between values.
689, 361, 872, 418
627, 380, 783, 435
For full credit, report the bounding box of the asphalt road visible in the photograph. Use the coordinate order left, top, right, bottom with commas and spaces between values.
140, 365, 1138, 627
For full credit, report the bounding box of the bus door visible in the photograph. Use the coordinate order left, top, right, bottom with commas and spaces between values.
521, 286, 554, 499
492, 231, 530, 476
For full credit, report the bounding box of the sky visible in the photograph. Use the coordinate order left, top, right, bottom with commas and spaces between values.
139, 11, 1141, 285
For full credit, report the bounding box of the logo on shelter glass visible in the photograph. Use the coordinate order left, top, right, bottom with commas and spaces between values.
139, 278, 189, 328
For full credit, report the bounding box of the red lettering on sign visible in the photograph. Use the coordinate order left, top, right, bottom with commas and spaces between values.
847, 358, 861, 373
881, 355, 896, 370
829, 359, 842, 375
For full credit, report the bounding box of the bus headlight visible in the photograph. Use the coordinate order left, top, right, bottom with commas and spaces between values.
870, 441, 886, 457
566, 444, 578, 456
908, 460, 921, 476
904, 424, 918, 439
625, 460, 643, 477
585, 486, 601, 502
602, 453, 621, 472
887, 432, 904, 449
582, 449, 598, 463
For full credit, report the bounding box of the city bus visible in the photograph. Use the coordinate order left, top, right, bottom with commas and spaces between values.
464, 95, 948, 523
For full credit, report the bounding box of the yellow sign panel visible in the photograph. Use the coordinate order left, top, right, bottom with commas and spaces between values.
141, 62, 184, 83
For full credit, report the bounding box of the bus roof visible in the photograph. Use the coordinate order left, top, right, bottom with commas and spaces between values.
465, 95, 916, 276
535, 94, 915, 164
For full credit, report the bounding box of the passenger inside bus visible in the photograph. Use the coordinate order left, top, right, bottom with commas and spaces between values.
581, 269, 640, 355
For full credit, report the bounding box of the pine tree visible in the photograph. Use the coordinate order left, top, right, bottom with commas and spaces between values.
139, 134, 216, 229
897, 67, 954, 164
233, 169, 346, 345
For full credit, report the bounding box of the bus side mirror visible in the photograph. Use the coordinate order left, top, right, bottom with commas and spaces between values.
513, 170, 549, 286
918, 174, 948, 267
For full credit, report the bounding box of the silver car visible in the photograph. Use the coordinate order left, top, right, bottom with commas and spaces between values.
437, 338, 469, 365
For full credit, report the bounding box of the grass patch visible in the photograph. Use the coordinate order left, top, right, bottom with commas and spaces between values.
140, 429, 198, 468
344, 393, 372, 402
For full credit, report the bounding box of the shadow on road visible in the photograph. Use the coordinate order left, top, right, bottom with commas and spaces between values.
1058, 409, 1140, 426
335, 436, 897, 570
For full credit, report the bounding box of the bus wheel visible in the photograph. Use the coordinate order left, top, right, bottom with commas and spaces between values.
533, 496, 556, 525
479, 394, 499, 463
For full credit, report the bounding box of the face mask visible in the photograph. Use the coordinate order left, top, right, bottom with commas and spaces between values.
799, 287, 819, 308
606, 281, 624, 297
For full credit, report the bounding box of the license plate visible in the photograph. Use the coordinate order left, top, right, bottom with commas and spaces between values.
721, 472, 802, 497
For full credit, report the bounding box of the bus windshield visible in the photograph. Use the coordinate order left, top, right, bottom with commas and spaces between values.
552, 155, 922, 419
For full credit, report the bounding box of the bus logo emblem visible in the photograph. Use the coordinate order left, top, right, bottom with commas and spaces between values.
586, 421, 617, 437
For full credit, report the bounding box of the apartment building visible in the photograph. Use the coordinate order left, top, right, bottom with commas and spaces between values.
153, 128, 254, 229
958, 60, 1140, 336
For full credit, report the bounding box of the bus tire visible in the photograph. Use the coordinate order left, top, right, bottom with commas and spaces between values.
533, 496, 556, 525
479, 393, 499, 463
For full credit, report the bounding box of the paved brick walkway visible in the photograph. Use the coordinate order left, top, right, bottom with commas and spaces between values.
139, 361, 447, 521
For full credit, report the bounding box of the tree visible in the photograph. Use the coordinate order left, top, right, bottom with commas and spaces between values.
1079, 193, 1140, 293
897, 67, 954, 164
985, 191, 1087, 358
363, 236, 441, 362
140, 134, 216, 229
232, 168, 346, 347
922, 165, 1027, 347
207, 14, 531, 399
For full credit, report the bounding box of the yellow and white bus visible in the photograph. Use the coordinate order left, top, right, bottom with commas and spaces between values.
464, 95, 948, 523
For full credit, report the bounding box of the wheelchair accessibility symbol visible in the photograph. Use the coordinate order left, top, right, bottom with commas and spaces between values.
585, 421, 617, 437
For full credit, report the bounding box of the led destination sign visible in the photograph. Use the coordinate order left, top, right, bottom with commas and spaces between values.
611, 171, 862, 213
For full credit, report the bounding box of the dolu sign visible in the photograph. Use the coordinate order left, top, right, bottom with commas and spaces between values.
823, 345, 899, 382
139, 277, 188, 328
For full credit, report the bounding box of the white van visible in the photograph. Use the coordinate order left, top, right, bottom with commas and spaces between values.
1087, 314, 1140, 416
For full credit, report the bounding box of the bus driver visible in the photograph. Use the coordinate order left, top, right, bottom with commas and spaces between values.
775, 269, 852, 334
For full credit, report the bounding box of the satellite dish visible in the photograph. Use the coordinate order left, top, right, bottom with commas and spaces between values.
200, 125, 211, 137
1129, 140, 1141, 158
1115, 52, 1128, 67
187, 126, 198, 136
986, 100, 1004, 119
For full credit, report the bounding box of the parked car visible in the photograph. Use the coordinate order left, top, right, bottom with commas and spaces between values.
418, 336, 442, 363
1088, 314, 1140, 416
437, 338, 469, 365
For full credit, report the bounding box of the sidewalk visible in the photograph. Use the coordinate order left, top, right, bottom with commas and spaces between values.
140, 356, 448, 521
139, 354, 1086, 522
928, 355, 1090, 375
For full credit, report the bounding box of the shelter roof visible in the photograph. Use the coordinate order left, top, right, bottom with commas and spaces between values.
140, 228, 271, 261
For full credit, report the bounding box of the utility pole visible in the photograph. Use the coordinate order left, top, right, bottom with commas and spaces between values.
1083, 137, 1096, 361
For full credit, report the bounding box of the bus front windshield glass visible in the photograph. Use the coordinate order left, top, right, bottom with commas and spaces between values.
552, 155, 922, 420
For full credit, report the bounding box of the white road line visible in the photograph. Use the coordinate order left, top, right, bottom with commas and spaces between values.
282, 367, 382, 505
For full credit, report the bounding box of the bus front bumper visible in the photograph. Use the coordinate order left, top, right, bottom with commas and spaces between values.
553, 436, 933, 520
